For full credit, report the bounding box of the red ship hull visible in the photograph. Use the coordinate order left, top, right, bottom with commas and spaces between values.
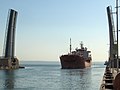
60, 55, 92, 69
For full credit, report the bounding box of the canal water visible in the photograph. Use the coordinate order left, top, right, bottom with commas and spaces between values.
0, 61, 105, 90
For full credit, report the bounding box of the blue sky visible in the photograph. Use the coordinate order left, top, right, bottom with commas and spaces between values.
0, 0, 118, 61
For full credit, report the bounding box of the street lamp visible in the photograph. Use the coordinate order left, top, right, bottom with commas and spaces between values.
116, 0, 119, 73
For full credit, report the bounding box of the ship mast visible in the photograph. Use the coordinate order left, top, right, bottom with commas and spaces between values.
80, 41, 83, 49
70, 38, 72, 53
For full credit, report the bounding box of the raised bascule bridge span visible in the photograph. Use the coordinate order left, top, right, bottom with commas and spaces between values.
100, 0, 120, 89
0, 9, 23, 69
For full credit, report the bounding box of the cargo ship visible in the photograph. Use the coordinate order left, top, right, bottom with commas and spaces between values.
60, 39, 92, 69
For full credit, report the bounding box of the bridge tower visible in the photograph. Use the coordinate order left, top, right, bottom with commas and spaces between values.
0, 9, 19, 69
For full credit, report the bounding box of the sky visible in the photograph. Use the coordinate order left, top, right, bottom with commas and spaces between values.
0, 0, 118, 62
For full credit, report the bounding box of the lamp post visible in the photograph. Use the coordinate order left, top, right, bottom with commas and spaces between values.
116, 0, 119, 73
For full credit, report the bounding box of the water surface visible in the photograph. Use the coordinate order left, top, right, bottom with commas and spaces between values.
0, 61, 105, 90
